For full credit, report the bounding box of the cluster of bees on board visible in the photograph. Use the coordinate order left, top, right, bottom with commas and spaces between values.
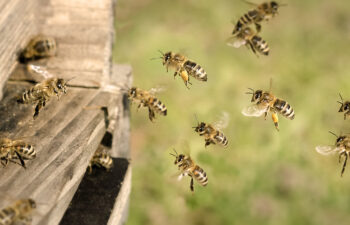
0, 1, 349, 224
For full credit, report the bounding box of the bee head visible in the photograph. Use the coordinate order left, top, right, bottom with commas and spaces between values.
162, 52, 172, 65
337, 93, 349, 112
128, 87, 137, 98
56, 79, 67, 93
193, 122, 206, 134
336, 136, 346, 145
175, 154, 185, 165
248, 89, 263, 102
28, 199, 36, 209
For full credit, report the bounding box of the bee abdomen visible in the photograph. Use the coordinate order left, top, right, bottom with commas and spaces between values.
193, 166, 208, 186
215, 131, 228, 146
0, 207, 16, 225
273, 99, 295, 120
149, 98, 167, 116
18, 89, 35, 104
184, 60, 207, 82
252, 36, 269, 55
233, 10, 259, 35
16, 144, 36, 159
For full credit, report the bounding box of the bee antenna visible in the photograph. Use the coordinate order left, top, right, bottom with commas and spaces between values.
66, 76, 76, 84
158, 50, 164, 56
339, 93, 344, 103
170, 148, 178, 157
193, 114, 200, 125
329, 131, 338, 138
279, 3, 288, 7
150, 57, 162, 61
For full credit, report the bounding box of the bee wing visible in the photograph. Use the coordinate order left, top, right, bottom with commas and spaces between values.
241, 104, 267, 117
315, 145, 341, 155
148, 86, 166, 95
101, 84, 128, 94
213, 112, 230, 130
27, 64, 54, 79
226, 36, 246, 48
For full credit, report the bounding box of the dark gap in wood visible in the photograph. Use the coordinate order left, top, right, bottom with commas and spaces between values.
59, 158, 129, 225
101, 131, 113, 148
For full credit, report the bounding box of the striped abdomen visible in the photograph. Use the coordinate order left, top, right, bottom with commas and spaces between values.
252, 35, 269, 55
18, 88, 39, 104
184, 60, 207, 82
92, 153, 113, 170
148, 97, 167, 116
15, 144, 36, 160
0, 207, 16, 225
192, 165, 208, 187
232, 9, 261, 35
214, 131, 228, 146
273, 99, 295, 120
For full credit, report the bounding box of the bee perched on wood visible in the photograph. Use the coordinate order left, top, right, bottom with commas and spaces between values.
0, 138, 36, 169
18, 35, 57, 63
88, 146, 113, 173
128, 87, 167, 122
242, 79, 294, 131
232, 1, 286, 35
193, 113, 229, 148
17, 65, 69, 119
227, 26, 269, 56
316, 132, 350, 177
159, 51, 208, 88
0, 198, 36, 225
170, 149, 208, 192
337, 93, 350, 120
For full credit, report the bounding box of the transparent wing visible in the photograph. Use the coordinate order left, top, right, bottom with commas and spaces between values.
101, 84, 128, 94
27, 64, 54, 79
226, 36, 246, 48
241, 104, 267, 117
149, 86, 166, 95
315, 145, 341, 155
213, 112, 230, 130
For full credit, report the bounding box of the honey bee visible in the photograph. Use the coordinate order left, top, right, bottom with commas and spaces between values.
0, 138, 36, 169
337, 93, 350, 120
0, 198, 36, 225
19, 35, 57, 63
170, 149, 208, 192
17, 65, 68, 119
232, 1, 286, 35
159, 51, 208, 88
227, 26, 269, 56
128, 87, 167, 122
88, 146, 113, 173
316, 132, 350, 177
242, 79, 295, 131
193, 113, 229, 148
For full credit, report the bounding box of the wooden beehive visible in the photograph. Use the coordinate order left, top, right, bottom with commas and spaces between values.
0, 0, 132, 224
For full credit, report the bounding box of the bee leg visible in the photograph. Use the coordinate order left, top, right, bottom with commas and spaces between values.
247, 41, 258, 57
271, 112, 279, 131
148, 107, 155, 122
88, 163, 93, 174
205, 139, 211, 148
33, 101, 45, 119
14, 151, 26, 169
339, 151, 345, 163
1, 158, 8, 167
255, 23, 262, 33
190, 177, 194, 192
341, 153, 348, 177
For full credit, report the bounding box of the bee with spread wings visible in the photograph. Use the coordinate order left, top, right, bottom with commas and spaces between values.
193, 113, 229, 147
316, 132, 350, 177
242, 79, 295, 131
17, 64, 72, 119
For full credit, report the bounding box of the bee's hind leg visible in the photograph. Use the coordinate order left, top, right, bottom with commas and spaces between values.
255, 23, 262, 33
33, 100, 45, 119
271, 112, 279, 131
341, 152, 348, 177
190, 177, 194, 192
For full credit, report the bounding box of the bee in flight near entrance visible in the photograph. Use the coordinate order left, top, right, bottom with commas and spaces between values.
157, 51, 208, 88
17, 65, 70, 119
0, 138, 36, 169
18, 35, 57, 63
0, 198, 36, 225
337, 93, 350, 120
242, 79, 295, 131
88, 145, 113, 173
193, 113, 229, 148
232, 1, 286, 35
316, 132, 350, 177
170, 149, 208, 192
128, 87, 167, 122
227, 26, 269, 56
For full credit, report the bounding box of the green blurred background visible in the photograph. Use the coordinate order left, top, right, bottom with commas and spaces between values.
113, 0, 350, 224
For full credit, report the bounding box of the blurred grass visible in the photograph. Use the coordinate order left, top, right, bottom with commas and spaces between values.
113, 0, 350, 224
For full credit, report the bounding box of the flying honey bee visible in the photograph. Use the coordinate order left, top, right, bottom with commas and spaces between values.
337, 93, 350, 120
227, 26, 269, 56
316, 132, 350, 177
0, 138, 36, 169
242, 79, 295, 131
193, 113, 229, 148
17, 65, 69, 119
18, 35, 57, 63
0, 198, 36, 225
159, 51, 208, 88
88, 146, 113, 173
128, 87, 167, 122
232, 1, 286, 35
170, 149, 208, 192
